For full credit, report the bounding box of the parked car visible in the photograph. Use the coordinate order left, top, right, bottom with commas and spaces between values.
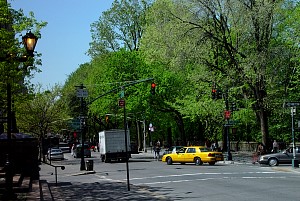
258, 147, 300, 166
161, 146, 223, 165
73, 144, 91, 158
47, 148, 64, 160
162, 146, 184, 155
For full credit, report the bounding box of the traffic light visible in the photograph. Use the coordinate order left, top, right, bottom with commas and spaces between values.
80, 118, 85, 129
151, 82, 156, 95
212, 88, 217, 99
212, 88, 222, 100
217, 89, 222, 99
231, 102, 236, 111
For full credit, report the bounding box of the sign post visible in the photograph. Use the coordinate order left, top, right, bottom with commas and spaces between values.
285, 102, 300, 168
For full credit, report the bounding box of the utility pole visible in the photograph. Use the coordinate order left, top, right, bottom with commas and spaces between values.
76, 84, 88, 171
291, 106, 299, 168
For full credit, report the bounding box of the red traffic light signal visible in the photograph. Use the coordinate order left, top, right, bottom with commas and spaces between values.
212, 88, 217, 99
224, 110, 231, 119
151, 82, 156, 95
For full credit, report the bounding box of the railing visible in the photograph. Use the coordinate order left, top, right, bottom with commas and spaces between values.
41, 162, 65, 186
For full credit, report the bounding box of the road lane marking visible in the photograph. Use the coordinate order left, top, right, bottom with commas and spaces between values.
134, 176, 287, 185
129, 171, 277, 180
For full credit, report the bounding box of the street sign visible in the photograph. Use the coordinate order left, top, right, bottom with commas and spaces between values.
0, 117, 7, 123
68, 119, 80, 131
119, 99, 125, 107
76, 89, 88, 98
285, 102, 300, 107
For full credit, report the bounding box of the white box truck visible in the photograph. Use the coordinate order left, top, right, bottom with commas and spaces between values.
98, 129, 131, 162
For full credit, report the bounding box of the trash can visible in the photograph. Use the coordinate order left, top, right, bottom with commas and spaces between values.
86, 160, 94, 171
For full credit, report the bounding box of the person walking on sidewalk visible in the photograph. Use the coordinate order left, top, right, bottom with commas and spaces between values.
252, 143, 265, 164
272, 140, 279, 153
153, 141, 161, 160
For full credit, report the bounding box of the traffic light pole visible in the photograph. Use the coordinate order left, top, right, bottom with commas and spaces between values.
122, 89, 130, 191
77, 84, 86, 171
87, 78, 154, 106
225, 91, 232, 161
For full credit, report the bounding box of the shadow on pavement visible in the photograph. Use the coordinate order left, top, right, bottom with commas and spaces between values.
48, 181, 174, 200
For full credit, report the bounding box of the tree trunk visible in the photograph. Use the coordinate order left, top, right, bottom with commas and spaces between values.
174, 110, 186, 145
167, 127, 172, 147
258, 108, 269, 148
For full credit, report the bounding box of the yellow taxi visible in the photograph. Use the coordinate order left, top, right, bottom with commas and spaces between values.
161, 146, 223, 165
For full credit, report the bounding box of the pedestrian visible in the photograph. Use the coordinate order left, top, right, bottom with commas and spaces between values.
153, 144, 157, 159
211, 142, 216, 151
272, 140, 278, 153
257, 143, 265, 155
71, 144, 75, 156
155, 142, 161, 160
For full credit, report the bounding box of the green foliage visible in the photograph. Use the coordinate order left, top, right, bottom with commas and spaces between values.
59, 0, 300, 148
17, 84, 69, 138
88, 0, 153, 57
0, 1, 47, 136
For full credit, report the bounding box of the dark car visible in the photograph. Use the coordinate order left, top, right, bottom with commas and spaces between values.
258, 147, 300, 166
73, 144, 91, 158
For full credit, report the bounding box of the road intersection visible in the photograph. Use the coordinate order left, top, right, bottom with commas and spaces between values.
39, 150, 300, 200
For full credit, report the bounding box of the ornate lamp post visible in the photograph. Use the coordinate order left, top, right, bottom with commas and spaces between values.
3, 31, 38, 199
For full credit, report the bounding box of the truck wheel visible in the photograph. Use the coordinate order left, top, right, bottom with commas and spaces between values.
166, 157, 173, 165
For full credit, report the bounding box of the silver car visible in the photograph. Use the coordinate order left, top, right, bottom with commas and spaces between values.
258, 147, 300, 166
47, 148, 64, 160
73, 144, 91, 158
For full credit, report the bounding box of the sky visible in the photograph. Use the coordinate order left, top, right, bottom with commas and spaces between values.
9, 0, 114, 88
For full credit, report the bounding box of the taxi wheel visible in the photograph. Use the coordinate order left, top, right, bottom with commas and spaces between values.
166, 157, 173, 165
195, 157, 202, 166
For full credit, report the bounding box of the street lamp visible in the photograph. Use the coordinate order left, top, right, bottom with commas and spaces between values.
22, 31, 38, 57
3, 31, 38, 199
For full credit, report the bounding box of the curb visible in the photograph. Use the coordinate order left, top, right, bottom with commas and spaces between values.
70, 170, 96, 176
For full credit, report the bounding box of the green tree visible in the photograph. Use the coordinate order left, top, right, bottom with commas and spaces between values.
0, 0, 47, 135
88, 0, 153, 57
141, 0, 299, 148
18, 84, 69, 160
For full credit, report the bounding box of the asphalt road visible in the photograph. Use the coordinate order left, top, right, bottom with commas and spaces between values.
44, 151, 300, 201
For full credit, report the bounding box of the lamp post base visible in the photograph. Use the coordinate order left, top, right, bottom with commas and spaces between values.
227, 152, 232, 161
292, 159, 299, 168
80, 159, 86, 171
2, 191, 17, 200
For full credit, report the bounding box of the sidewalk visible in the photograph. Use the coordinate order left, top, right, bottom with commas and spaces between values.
37, 160, 172, 201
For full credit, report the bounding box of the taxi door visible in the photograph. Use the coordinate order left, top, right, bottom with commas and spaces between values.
185, 147, 197, 162
174, 147, 186, 162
